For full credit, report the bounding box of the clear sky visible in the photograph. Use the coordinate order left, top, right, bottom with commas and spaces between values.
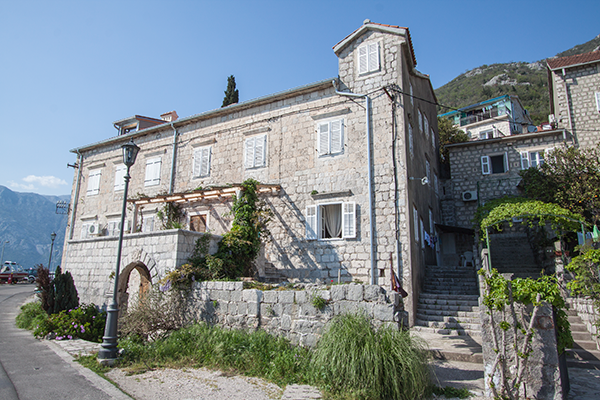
1, 0, 598, 196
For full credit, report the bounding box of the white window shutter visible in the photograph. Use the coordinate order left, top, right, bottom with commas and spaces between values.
87, 169, 101, 195
318, 123, 329, 155
200, 147, 211, 176
145, 157, 161, 186
305, 206, 317, 240
342, 202, 356, 239
481, 156, 490, 175
504, 152, 509, 172
253, 135, 266, 167
520, 152, 529, 169
193, 148, 202, 177
114, 164, 126, 191
245, 137, 255, 169
358, 45, 368, 74
595, 92, 600, 112
368, 42, 379, 72
330, 120, 343, 154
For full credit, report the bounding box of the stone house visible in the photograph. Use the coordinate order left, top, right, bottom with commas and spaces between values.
61, 20, 440, 326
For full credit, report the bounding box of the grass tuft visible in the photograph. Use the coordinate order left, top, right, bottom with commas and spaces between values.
16, 302, 49, 330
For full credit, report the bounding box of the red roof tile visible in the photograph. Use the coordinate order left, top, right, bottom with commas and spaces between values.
547, 50, 600, 70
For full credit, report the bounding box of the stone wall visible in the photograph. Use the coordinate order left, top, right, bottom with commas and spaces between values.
184, 282, 405, 347
569, 297, 599, 349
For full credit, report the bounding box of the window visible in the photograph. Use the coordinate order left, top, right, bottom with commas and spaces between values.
431, 127, 436, 150
107, 220, 129, 236
434, 173, 439, 196
425, 159, 431, 184
408, 123, 414, 157
142, 214, 155, 233
429, 208, 434, 234
245, 135, 266, 169
595, 92, 600, 113
145, 157, 162, 187
87, 168, 102, 196
520, 151, 545, 169
190, 214, 207, 232
413, 206, 419, 243
114, 164, 126, 191
305, 202, 356, 240
424, 115, 429, 139
479, 129, 494, 140
420, 218, 425, 249
193, 146, 211, 178
318, 119, 344, 156
418, 109, 423, 133
409, 82, 413, 105
358, 42, 380, 74
481, 153, 508, 175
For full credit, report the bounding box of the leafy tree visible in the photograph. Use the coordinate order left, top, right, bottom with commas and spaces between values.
437, 117, 469, 176
36, 264, 54, 315
519, 144, 600, 224
52, 265, 79, 314
221, 75, 239, 107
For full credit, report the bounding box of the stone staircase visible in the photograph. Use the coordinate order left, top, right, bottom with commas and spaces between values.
413, 264, 481, 337
565, 305, 600, 369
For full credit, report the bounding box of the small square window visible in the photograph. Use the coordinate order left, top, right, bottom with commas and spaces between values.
317, 120, 344, 156
245, 135, 267, 169
358, 42, 380, 74
87, 168, 102, 196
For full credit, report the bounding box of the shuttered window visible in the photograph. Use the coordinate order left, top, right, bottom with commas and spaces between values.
193, 146, 211, 178
145, 157, 162, 187
114, 164, 126, 191
317, 119, 344, 156
595, 92, 600, 113
408, 123, 414, 157
342, 202, 356, 239
305, 206, 317, 240
520, 152, 530, 169
482, 154, 508, 174
87, 169, 102, 196
305, 202, 356, 240
245, 135, 266, 169
358, 42, 380, 74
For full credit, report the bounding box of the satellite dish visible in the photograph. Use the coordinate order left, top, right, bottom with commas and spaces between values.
527, 125, 537, 133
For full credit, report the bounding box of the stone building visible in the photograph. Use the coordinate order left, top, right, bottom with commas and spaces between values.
61, 20, 440, 326
547, 50, 600, 149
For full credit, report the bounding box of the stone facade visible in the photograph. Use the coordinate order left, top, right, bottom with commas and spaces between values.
184, 282, 404, 347
548, 51, 600, 149
569, 297, 599, 348
62, 21, 440, 327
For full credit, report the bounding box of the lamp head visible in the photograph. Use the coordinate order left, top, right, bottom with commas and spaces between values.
122, 140, 140, 167
50, 232, 57, 241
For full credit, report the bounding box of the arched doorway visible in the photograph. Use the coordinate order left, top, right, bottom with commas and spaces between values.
117, 262, 152, 312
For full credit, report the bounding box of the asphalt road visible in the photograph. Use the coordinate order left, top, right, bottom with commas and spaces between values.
0, 283, 130, 400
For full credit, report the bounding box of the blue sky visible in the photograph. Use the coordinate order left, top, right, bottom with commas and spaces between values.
1, 0, 598, 196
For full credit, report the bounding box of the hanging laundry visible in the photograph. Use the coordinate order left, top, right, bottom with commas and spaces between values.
593, 225, 600, 243
577, 231, 585, 245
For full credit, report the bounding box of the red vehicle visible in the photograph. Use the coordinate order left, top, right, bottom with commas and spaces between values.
0, 261, 28, 284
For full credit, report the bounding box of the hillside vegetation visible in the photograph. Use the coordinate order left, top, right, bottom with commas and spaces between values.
435, 34, 600, 125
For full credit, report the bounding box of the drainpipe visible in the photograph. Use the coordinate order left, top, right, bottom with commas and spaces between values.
332, 80, 377, 285
68, 150, 84, 240
168, 122, 178, 194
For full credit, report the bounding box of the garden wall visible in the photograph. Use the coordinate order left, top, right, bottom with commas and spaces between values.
183, 282, 405, 347
570, 297, 599, 349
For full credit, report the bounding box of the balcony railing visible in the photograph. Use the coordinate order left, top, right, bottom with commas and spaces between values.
460, 108, 502, 126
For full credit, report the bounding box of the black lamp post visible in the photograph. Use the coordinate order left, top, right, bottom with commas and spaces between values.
48, 232, 56, 270
98, 139, 140, 363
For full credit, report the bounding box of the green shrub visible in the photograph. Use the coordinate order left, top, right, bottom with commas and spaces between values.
311, 314, 431, 400
36, 264, 54, 314
16, 302, 48, 330
52, 266, 79, 314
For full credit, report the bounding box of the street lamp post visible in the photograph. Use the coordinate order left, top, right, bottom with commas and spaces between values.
1, 240, 8, 265
98, 139, 140, 364
48, 232, 57, 270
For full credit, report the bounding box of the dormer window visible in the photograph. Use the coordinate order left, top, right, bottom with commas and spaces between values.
358, 42, 380, 74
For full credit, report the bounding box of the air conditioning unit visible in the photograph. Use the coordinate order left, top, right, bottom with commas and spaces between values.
88, 223, 100, 236
462, 191, 478, 202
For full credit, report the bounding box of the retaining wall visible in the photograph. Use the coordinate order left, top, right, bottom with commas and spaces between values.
184, 282, 405, 347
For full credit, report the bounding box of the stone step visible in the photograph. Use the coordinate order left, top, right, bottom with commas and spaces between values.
572, 331, 597, 342
419, 293, 479, 300
414, 319, 481, 332
422, 290, 479, 296
570, 322, 589, 332
419, 297, 480, 307
565, 347, 600, 362
572, 340, 600, 352
416, 308, 480, 318
566, 358, 600, 369
418, 304, 479, 313
416, 313, 479, 325
423, 280, 478, 287
411, 325, 482, 338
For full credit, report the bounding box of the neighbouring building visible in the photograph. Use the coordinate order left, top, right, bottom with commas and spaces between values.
61, 20, 441, 326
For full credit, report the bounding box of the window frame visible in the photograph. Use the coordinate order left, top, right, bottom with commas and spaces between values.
193, 146, 212, 178
87, 168, 102, 196
144, 157, 162, 187
244, 134, 267, 169
408, 123, 414, 157
481, 153, 508, 175
595, 92, 600, 113
358, 42, 380, 75
305, 201, 356, 241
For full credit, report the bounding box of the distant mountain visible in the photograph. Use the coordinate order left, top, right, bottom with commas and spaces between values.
0, 186, 69, 270
435, 34, 600, 125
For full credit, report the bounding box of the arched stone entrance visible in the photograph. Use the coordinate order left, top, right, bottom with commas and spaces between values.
117, 262, 152, 312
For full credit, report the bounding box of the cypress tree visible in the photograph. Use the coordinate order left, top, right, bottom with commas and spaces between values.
221, 75, 239, 107
52, 265, 79, 313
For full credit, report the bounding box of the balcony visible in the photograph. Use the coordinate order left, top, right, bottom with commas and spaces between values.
459, 108, 502, 126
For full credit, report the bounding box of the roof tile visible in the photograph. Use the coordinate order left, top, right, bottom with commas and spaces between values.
547, 50, 600, 70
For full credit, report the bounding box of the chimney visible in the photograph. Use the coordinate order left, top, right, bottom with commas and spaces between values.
161, 111, 179, 122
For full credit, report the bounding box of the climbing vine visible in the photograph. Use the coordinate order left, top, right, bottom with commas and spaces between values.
157, 202, 185, 230
479, 268, 572, 400
566, 248, 600, 333
161, 179, 272, 288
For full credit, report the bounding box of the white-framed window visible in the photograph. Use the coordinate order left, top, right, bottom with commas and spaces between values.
413, 206, 419, 243
87, 168, 102, 196
193, 146, 212, 178
245, 135, 266, 169
408, 123, 414, 157
358, 42, 380, 74
114, 164, 126, 191
145, 157, 162, 187
595, 92, 600, 113
479, 129, 494, 140
481, 153, 508, 175
425, 159, 431, 184
520, 151, 545, 169
409, 82, 413, 105
317, 119, 344, 156
418, 109, 423, 133
420, 217, 425, 249
142, 214, 155, 233
424, 115, 429, 139
305, 202, 356, 240
434, 173, 439, 196
107, 219, 129, 236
